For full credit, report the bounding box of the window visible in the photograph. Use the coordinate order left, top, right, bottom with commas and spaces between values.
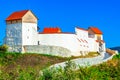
38, 41, 40, 45
88, 33, 95, 38
97, 36, 101, 40
6, 21, 12, 24
12, 20, 17, 24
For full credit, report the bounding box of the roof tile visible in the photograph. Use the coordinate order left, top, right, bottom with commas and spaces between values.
42, 27, 61, 33
6, 10, 29, 21
89, 27, 102, 34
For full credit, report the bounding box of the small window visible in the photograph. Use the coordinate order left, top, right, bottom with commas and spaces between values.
17, 20, 22, 23
12, 20, 17, 24
97, 36, 101, 40
38, 41, 40, 45
6, 21, 12, 24
88, 33, 95, 38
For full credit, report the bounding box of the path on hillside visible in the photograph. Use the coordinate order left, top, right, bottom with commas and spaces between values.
50, 53, 114, 69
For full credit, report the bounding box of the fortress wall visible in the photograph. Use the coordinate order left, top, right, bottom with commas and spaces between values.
7, 31, 96, 57
38, 34, 81, 54
23, 45, 72, 57
75, 28, 90, 54
8, 45, 86, 57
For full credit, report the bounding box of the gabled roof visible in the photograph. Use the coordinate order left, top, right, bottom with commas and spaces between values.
6, 10, 29, 21
89, 27, 102, 34
42, 27, 61, 33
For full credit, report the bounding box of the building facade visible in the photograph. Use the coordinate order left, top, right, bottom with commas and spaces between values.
4, 10, 106, 57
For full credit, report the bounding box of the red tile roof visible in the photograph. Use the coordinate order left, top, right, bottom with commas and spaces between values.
89, 27, 102, 34
39, 32, 74, 34
42, 27, 61, 33
6, 10, 29, 21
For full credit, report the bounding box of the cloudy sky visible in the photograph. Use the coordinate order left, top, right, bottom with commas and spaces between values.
0, 0, 120, 47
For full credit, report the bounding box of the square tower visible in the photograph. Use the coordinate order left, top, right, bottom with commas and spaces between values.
4, 10, 38, 51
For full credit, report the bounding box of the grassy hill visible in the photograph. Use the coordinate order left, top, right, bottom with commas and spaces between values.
0, 52, 120, 79
0, 52, 69, 71
0, 52, 99, 72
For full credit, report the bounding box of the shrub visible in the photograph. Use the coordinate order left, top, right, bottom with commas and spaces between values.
0, 44, 8, 53
113, 54, 120, 59
40, 60, 78, 80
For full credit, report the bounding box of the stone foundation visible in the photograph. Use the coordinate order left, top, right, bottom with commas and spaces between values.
24, 45, 71, 57
8, 45, 91, 57
8, 45, 72, 57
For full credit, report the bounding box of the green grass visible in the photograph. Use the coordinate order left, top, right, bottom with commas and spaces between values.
40, 53, 120, 80
0, 52, 120, 80
113, 53, 120, 59
71, 52, 100, 59
0, 52, 69, 72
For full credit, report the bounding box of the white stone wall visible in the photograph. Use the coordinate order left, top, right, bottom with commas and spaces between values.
38, 33, 82, 56
5, 23, 22, 46
75, 27, 103, 52
22, 23, 38, 45
24, 45, 72, 57
88, 38, 95, 52
75, 28, 89, 54
75, 27, 88, 39
5, 22, 106, 57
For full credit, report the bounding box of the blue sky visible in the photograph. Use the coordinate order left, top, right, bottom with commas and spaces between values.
0, 0, 120, 47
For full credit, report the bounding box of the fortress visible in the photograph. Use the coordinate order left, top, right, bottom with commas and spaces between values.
4, 10, 106, 57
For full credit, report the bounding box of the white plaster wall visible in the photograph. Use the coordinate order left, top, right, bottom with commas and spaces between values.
103, 43, 106, 52
101, 35, 103, 40
22, 23, 38, 45
88, 38, 94, 52
5, 23, 22, 46
75, 27, 88, 39
75, 27, 89, 53
38, 34, 81, 55
88, 38, 100, 52
95, 42, 99, 52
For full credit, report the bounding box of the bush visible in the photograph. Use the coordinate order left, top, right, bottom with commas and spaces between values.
113, 54, 120, 59
40, 60, 78, 80
0, 44, 8, 53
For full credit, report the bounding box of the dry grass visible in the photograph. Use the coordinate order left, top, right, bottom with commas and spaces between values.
1, 52, 100, 73
1, 53, 69, 73
71, 52, 100, 59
